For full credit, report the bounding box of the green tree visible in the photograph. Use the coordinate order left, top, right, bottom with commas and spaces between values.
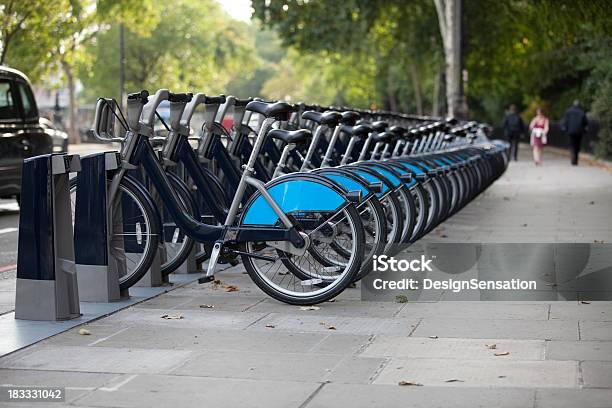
0, 0, 69, 79
0, 0, 157, 142
78, 0, 255, 105
252, 0, 443, 113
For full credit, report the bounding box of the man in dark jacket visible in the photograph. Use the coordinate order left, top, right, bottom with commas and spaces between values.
502, 104, 525, 161
561, 100, 589, 165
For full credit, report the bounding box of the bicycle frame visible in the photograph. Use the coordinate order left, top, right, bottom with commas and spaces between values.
105, 104, 310, 255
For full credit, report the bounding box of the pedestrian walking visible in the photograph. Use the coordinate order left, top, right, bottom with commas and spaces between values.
560, 100, 588, 165
529, 107, 549, 165
502, 104, 525, 161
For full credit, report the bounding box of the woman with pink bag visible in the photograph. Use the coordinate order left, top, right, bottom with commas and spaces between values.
529, 107, 549, 165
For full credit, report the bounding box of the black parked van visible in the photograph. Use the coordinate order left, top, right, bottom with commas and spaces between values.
0, 66, 53, 202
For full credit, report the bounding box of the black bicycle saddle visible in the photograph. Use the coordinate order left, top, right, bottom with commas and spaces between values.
371, 131, 393, 143
302, 111, 342, 126
246, 100, 296, 119
389, 125, 407, 136
340, 111, 360, 126
371, 121, 388, 133
268, 128, 312, 145
350, 123, 373, 138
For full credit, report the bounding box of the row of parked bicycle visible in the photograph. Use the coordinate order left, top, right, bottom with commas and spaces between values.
73, 89, 509, 305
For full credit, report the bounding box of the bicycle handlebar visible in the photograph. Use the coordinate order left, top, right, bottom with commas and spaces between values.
127, 90, 149, 103
177, 93, 205, 130
204, 95, 226, 105
233, 97, 253, 107
141, 89, 169, 128
91, 98, 117, 141
168, 92, 193, 103
168, 92, 193, 131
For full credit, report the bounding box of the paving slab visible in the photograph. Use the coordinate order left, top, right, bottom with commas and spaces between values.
549, 303, 612, 321
72, 374, 319, 408
363, 336, 545, 360
535, 388, 612, 408
307, 383, 536, 408
309, 333, 372, 355
131, 294, 267, 312
75, 325, 330, 353
248, 298, 407, 317
374, 358, 578, 388
102, 307, 267, 330
412, 317, 578, 340
0, 346, 193, 374
171, 349, 346, 382
397, 302, 550, 320
545, 340, 612, 361
580, 321, 612, 340
581, 361, 612, 388
249, 312, 420, 336
324, 355, 386, 384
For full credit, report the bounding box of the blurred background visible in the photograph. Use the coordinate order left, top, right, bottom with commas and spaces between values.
0, 0, 610, 157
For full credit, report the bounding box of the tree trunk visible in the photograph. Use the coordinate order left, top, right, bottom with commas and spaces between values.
432, 70, 442, 117
0, 43, 7, 65
387, 68, 398, 112
410, 64, 424, 115
433, 0, 468, 119
61, 59, 80, 144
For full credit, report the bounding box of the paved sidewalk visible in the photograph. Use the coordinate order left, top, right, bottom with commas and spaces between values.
1, 145, 611, 407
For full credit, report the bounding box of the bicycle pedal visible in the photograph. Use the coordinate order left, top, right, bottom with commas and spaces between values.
198, 275, 216, 284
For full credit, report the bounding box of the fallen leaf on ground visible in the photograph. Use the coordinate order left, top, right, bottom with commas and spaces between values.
161, 314, 184, 320
199, 304, 215, 309
265, 324, 276, 328
223, 284, 239, 292
395, 295, 408, 303
327, 299, 337, 303
503, 197, 510, 201
498, 375, 506, 378
429, 335, 439, 339
319, 322, 337, 330
522, 223, 528, 227
494, 351, 510, 356
299, 306, 320, 311
589, 201, 595, 205
445, 379, 464, 383
78, 328, 91, 335
398, 380, 423, 386
347, 282, 357, 288
440, 234, 448, 238
485, 343, 497, 349
593, 240, 605, 243
580, 301, 591, 304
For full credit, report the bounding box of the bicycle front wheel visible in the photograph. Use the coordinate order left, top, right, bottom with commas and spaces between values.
240, 204, 365, 305
70, 176, 161, 290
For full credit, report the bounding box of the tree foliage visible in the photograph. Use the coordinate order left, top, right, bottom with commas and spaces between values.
253, 0, 442, 113
253, 0, 612, 156
76, 0, 255, 103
